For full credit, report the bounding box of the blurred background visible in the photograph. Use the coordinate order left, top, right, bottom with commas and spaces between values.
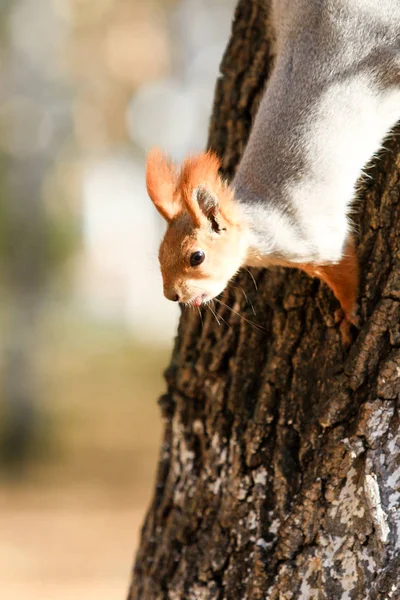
0, 0, 236, 598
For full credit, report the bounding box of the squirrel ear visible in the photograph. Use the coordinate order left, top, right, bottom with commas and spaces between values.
194, 187, 218, 215
146, 148, 180, 222
194, 187, 223, 233
179, 151, 222, 227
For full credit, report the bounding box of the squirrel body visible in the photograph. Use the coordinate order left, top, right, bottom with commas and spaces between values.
236, 0, 400, 266
146, 0, 400, 341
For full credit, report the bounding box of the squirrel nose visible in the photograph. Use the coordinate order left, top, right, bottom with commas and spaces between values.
164, 289, 180, 302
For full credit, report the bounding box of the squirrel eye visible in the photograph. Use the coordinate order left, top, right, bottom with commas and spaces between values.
190, 250, 205, 267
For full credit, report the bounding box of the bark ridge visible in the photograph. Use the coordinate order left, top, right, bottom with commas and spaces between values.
130, 1, 400, 598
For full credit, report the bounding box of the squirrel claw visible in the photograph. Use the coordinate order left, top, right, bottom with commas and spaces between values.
346, 303, 360, 329
339, 318, 352, 347
339, 305, 360, 347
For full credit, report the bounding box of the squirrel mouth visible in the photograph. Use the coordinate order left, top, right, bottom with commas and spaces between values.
192, 294, 207, 307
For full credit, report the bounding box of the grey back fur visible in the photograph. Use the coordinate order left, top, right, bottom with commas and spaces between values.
234, 0, 400, 265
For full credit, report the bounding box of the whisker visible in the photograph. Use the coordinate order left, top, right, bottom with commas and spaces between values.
244, 268, 258, 292
197, 306, 204, 328
184, 283, 253, 330
228, 281, 256, 316
214, 298, 267, 333
207, 303, 221, 326
211, 300, 231, 329
239, 285, 256, 315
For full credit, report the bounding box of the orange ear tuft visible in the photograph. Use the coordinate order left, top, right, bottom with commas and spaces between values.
180, 151, 221, 189
146, 148, 180, 222
178, 151, 222, 226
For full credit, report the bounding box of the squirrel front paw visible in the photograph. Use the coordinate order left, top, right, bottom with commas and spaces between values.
336, 304, 360, 347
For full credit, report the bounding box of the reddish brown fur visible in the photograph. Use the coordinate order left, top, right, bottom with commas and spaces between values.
301, 243, 359, 321
147, 148, 359, 341
270, 238, 359, 343
178, 152, 221, 226
146, 149, 246, 303
178, 152, 239, 226
298, 238, 359, 343
146, 148, 180, 222
158, 210, 245, 301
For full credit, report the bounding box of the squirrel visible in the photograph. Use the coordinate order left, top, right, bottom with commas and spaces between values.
146, 0, 400, 342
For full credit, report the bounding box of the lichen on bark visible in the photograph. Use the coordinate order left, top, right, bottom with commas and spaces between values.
129, 1, 400, 598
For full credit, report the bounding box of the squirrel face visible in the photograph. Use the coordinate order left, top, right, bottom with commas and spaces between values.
146, 149, 246, 306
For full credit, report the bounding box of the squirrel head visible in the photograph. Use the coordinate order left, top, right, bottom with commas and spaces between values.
146, 148, 247, 306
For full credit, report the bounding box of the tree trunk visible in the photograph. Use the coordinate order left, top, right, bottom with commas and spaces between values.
129, 1, 400, 598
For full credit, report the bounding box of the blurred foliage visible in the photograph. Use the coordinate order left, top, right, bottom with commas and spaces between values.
0, 0, 235, 596
0, 167, 78, 293
1, 316, 165, 487
0, 2, 78, 468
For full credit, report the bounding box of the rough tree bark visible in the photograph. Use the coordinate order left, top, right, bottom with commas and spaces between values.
129, 1, 400, 598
